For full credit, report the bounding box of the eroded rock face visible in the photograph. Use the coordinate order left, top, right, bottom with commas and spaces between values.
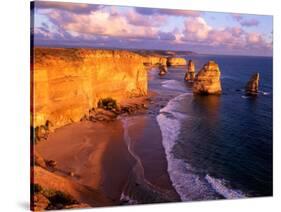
167, 57, 187, 66
185, 60, 195, 81
245, 73, 259, 95
193, 60, 222, 95
32, 193, 50, 211
158, 64, 168, 76
144, 56, 167, 66
32, 48, 148, 129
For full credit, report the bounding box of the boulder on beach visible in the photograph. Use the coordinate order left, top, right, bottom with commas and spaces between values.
158, 64, 168, 76
245, 72, 259, 96
193, 60, 222, 95
167, 57, 187, 66
185, 60, 195, 81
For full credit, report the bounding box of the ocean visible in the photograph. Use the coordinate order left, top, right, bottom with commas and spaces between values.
153, 54, 273, 201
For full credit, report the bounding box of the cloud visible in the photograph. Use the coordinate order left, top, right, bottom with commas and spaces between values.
157, 9, 201, 17
240, 19, 259, 27
44, 9, 159, 40
232, 14, 259, 27
232, 14, 243, 21
135, 7, 201, 17
158, 31, 176, 41
181, 16, 270, 53
33, 3, 272, 56
125, 10, 166, 27
182, 17, 211, 41
34, 1, 102, 14
246, 32, 263, 44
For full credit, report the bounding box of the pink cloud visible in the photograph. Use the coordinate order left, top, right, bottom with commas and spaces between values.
247, 32, 263, 44
125, 10, 166, 27
45, 9, 159, 40
182, 17, 211, 41
181, 16, 270, 52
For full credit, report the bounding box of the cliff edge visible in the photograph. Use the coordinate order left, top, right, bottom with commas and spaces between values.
31, 48, 148, 129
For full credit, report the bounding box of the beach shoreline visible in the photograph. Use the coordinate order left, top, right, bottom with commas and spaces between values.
34, 89, 180, 207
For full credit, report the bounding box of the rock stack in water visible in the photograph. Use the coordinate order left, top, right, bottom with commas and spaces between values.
193, 60, 222, 95
245, 72, 259, 96
159, 64, 168, 76
185, 60, 195, 81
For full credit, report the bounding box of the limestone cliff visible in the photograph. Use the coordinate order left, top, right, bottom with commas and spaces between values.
167, 57, 187, 66
245, 73, 259, 95
193, 60, 222, 95
144, 56, 167, 66
32, 48, 148, 129
185, 60, 195, 81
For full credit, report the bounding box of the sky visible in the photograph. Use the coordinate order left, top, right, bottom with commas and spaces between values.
32, 1, 273, 56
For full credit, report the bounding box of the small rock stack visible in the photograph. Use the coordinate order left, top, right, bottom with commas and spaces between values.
159, 64, 168, 76
245, 72, 259, 96
185, 60, 195, 81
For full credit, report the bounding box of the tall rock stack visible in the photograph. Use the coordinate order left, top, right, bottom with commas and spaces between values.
245, 72, 259, 95
193, 60, 222, 95
185, 60, 195, 81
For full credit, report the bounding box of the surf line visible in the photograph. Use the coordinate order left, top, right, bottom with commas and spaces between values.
120, 117, 172, 202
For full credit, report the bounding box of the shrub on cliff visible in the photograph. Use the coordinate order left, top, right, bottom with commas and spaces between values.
46, 190, 78, 207
98, 97, 118, 111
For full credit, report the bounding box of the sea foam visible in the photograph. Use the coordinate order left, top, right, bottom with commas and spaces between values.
205, 175, 246, 199
161, 80, 187, 92
157, 93, 247, 201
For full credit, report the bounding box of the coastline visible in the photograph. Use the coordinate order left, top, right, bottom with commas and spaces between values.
34, 90, 180, 206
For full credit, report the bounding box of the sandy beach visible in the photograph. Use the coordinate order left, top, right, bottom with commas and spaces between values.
35, 89, 180, 206
36, 120, 135, 203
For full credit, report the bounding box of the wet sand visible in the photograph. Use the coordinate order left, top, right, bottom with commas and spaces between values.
36, 120, 135, 203
123, 115, 180, 201
36, 94, 180, 205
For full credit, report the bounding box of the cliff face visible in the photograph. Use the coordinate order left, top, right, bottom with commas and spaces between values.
144, 56, 167, 66
193, 60, 222, 95
245, 72, 259, 95
32, 48, 147, 128
167, 57, 187, 66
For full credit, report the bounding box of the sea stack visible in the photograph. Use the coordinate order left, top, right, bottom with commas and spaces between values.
185, 60, 195, 81
245, 72, 259, 95
193, 60, 222, 95
159, 64, 168, 76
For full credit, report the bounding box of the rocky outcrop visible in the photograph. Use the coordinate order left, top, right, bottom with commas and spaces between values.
31, 166, 111, 210
144, 56, 167, 66
245, 73, 259, 95
34, 151, 47, 168
158, 64, 168, 76
184, 60, 195, 81
193, 60, 222, 95
32, 48, 148, 129
167, 57, 187, 66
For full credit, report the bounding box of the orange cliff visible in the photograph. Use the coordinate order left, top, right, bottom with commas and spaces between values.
31, 48, 148, 129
